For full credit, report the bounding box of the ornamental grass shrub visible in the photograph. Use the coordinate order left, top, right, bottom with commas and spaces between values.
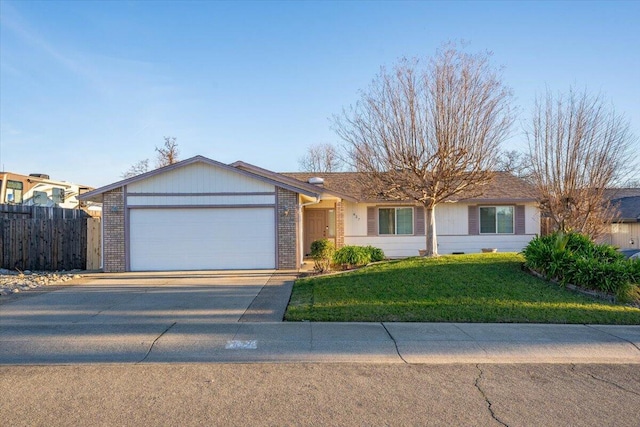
522, 232, 638, 300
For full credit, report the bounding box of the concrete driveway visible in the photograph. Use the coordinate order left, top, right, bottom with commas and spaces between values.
1, 270, 287, 323
0, 270, 295, 364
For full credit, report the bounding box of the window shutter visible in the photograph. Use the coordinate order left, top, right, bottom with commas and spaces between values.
414, 206, 425, 235
367, 207, 377, 236
515, 205, 526, 235
468, 205, 479, 235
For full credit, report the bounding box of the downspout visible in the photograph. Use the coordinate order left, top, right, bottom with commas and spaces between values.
299, 196, 321, 265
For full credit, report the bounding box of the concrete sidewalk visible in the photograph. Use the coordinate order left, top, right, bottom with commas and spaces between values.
1, 322, 639, 364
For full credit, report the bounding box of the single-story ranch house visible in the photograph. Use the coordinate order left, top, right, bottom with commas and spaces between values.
80, 155, 540, 272
605, 188, 640, 250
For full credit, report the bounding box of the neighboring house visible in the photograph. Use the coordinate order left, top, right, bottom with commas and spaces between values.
605, 188, 640, 250
80, 155, 540, 272
1, 171, 99, 214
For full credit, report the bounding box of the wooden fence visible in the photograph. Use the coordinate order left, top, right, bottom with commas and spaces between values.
0, 204, 101, 271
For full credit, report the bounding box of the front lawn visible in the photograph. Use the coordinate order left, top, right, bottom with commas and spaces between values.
285, 253, 640, 324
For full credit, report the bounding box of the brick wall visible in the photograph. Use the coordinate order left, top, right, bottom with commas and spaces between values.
336, 200, 344, 249
276, 187, 298, 269
102, 188, 126, 272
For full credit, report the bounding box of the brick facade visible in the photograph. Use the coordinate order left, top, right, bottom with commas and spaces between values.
102, 188, 126, 272
335, 200, 344, 249
276, 187, 299, 269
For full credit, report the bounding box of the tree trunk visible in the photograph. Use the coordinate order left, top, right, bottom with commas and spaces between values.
425, 205, 438, 256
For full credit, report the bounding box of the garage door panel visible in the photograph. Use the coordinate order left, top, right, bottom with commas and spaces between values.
130, 208, 275, 271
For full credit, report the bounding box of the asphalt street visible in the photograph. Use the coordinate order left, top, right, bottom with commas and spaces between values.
2, 363, 639, 426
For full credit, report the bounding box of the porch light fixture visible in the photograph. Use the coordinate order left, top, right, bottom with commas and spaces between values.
352, 213, 360, 220
630, 238, 635, 246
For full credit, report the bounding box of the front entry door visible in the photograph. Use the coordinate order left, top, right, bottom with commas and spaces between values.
305, 210, 328, 255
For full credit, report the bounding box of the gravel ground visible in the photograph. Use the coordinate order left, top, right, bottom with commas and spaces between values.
0, 269, 81, 296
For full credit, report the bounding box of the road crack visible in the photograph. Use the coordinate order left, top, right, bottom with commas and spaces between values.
381, 323, 408, 364
571, 363, 640, 397
137, 321, 177, 364
474, 364, 509, 427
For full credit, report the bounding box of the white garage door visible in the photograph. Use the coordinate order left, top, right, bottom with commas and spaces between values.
129, 208, 275, 271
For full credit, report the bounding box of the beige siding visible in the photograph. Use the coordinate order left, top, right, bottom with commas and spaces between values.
342, 200, 540, 257
344, 202, 539, 236
127, 162, 275, 193
127, 194, 275, 207
434, 203, 468, 235
345, 235, 535, 258
606, 223, 640, 249
525, 204, 540, 235
343, 201, 368, 236
305, 199, 338, 209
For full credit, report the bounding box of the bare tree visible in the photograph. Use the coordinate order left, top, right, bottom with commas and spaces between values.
298, 143, 343, 172
497, 149, 530, 179
121, 158, 149, 179
526, 88, 636, 238
335, 45, 514, 256
155, 136, 179, 167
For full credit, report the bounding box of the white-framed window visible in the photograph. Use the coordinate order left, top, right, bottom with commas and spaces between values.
379, 207, 413, 235
480, 206, 514, 234
6, 180, 23, 203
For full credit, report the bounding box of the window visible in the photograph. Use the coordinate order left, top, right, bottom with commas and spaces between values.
33, 191, 48, 206
52, 188, 65, 204
5, 180, 23, 203
480, 206, 514, 234
379, 207, 413, 235
327, 209, 336, 238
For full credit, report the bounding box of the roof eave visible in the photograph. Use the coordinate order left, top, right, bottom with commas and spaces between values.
232, 161, 356, 201
79, 155, 324, 201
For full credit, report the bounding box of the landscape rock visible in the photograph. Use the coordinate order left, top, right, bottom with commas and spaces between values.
0, 270, 83, 297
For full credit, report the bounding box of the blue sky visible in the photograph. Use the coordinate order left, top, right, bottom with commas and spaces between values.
1, 0, 639, 187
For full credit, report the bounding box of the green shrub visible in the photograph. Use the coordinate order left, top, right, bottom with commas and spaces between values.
333, 246, 371, 268
522, 232, 637, 298
365, 246, 385, 262
522, 232, 570, 280
629, 259, 640, 284
310, 239, 335, 272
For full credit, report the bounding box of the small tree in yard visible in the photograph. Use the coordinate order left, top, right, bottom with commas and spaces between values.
526, 88, 637, 239
334, 45, 514, 256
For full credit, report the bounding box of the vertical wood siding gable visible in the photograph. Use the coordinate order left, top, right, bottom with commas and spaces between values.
515, 205, 526, 235
367, 207, 377, 236
468, 205, 479, 235
414, 206, 425, 235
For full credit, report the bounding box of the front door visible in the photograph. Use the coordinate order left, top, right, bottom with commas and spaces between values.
305, 210, 328, 255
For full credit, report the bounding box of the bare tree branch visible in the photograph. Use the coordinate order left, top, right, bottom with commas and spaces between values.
335, 44, 514, 256
121, 158, 149, 179
155, 137, 179, 168
298, 143, 344, 172
497, 149, 530, 179
526, 88, 637, 239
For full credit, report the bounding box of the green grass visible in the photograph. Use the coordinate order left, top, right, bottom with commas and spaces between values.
285, 253, 640, 324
